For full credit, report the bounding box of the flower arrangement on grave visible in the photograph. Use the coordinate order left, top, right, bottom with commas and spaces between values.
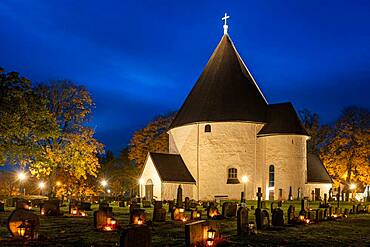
103, 217, 118, 231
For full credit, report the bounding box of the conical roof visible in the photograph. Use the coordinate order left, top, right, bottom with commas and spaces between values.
170, 34, 268, 129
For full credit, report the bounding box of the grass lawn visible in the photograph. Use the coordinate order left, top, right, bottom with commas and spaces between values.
0, 201, 369, 246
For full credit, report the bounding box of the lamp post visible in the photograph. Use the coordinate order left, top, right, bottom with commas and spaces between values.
242, 175, 249, 202
17, 171, 27, 196
38, 181, 45, 196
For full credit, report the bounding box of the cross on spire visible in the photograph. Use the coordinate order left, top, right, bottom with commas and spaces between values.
222, 13, 230, 35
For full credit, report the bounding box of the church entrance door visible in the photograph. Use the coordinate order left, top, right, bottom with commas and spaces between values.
145, 179, 153, 201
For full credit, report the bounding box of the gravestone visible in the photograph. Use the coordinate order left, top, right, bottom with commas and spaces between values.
119, 201, 126, 207
207, 206, 220, 219
130, 208, 146, 224
120, 225, 152, 247
184, 197, 191, 211
261, 201, 267, 209
255, 187, 264, 230
152, 201, 166, 222
297, 187, 301, 200
94, 209, 114, 230
260, 210, 270, 229
142, 200, 151, 208
299, 199, 307, 217
190, 210, 202, 220
185, 220, 219, 247
190, 201, 198, 209
0, 202, 4, 212
99, 202, 110, 210
129, 203, 140, 214
288, 186, 293, 201
278, 189, 283, 201
311, 190, 315, 201
329, 188, 333, 201
237, 207, 249, 235
240, 191, 245, 203
287, 205, 296, 224
316, 209, 324, 222
271, 208, 284, 227
270, 202, 276, 214
176, 185, 183, 208
16, 199, 31, 210
40, 200, 61, 216
171, 207, 186, 221
168, 200, 175, 213
221, 202, 237, 218
80, 202, 92, 211
7, 209, 40, 239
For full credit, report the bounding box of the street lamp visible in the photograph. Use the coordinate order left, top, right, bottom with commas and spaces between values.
38, 181, 45, 195
242, 175, 249, 202
101, 179, 108, 187
17, 171, 27, 196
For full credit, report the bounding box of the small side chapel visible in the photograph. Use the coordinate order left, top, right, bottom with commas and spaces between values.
140, 14, 332, 201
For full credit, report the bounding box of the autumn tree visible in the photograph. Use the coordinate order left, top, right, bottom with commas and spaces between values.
31, 81, 104, 197
128, 112, 175, 170
0, 68, 58, 166
320, 106, 370, 200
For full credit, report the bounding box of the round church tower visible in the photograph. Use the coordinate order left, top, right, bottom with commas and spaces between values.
168, 27, 309, 201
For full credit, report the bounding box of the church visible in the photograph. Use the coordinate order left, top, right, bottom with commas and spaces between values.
140, 15, 332, 202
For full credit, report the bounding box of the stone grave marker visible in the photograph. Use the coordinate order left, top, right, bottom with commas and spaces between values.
99, 202, 110, 210
184, 197, 191, 211
80, 202, 92, 211
297, 187, 301, 200
261, 209, 270, 229
221, 202, 237, 218
237, 207, 249, 235
190, 210, 202, 220
40, 200, 61, 216
142, 200, 151, 208
271, 208, 284, 227
278, 188, 283, 201
185, 220, 219, 247
207, 205, 220, 219
261, 201, 267, 209
16, 199, 31, 210
255, 187, 263, 230
171, 207, 186, 221
152, 201, 166, 222
130, 208, 146, 225
168, 200, 175, 213
176, 185, 183, 208
120, 225, 152, 247
311, 190, 315, 201
7, 209, 40, 239
0, 202, 4, 212
288, 186, 293, 201
316, 209, 324, 222
129, 202, 140, 214
270, 202, 276, 214
94, 209, 116, 231
287, 205, 296, 224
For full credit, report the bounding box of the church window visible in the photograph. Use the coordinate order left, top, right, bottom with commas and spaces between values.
205, 124, 211, 132
269, 165, 275, 187
227, 168, 240, 184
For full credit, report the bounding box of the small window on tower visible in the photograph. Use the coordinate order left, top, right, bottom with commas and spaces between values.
205, 124, 211, 133
227, 168, 240, 184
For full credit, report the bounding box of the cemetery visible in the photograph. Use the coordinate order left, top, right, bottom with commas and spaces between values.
0, 187, 370, 246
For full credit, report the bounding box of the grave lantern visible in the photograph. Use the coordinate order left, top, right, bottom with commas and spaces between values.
298, 215, 305, 222
80, 211, 86, 217
305, 219, 310, 224
17, 221, 31, 238
206, 227, 216, 246
71, 208, 78, 215
40, 208, 45, 215
111, 219, 117, 229
182, 216, 187, 222
179, 208, 185, 213
138, 217, 143, 225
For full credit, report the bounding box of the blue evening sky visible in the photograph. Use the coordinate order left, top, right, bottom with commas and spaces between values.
1, 0, 369, 154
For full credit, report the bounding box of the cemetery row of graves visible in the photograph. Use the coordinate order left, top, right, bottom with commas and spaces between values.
0, 186, 370, 246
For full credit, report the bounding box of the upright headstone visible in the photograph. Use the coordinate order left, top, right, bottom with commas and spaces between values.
299, 199, 307, 216
221, 202, 237, 218
288, 186, 293, 201
311, 190, 315, 201
297, 187, 301, 200
278, 189, 283, 201
240, 192, 245, 203
120, 225, 152, 247
270, 202, 276, 214
0, 202, 5, 212
287, 205, 296, 224
168, 200, 175, 213
328, 188, 333, 201
323, 193, 328, 207
94, 209, 114, 230
272, 208, 284, 227
261, 210, 270, 229
40, 200, 61, 216
184, 197, 191, 211
152, 201, 166, 222
176, 185, 183, 208
237, 207, 249, 235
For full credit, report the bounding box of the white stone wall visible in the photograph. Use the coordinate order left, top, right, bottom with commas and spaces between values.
169, 122, 265, 200
161, 183, 194, 201
304, 183, 332, 199
140, 155, 162, 200
258, 135, 308, 200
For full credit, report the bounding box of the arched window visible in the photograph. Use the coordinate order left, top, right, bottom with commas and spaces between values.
227, 168, 239, 184
205, 124, 211, 133
269, 165, 275, 187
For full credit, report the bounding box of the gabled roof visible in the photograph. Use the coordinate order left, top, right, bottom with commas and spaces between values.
258, 102, 309, 136
307, 153, 332, 183
170, 34, 268, 129
149, 152, 196, 183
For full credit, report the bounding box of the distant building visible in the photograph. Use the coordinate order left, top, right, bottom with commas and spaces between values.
140, 17, 332, 201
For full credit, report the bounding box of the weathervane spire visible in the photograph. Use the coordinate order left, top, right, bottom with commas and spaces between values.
222, 12, 230, 35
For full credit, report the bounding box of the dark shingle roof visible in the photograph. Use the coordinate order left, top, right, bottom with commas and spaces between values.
149, 152, 196, 183
307, 153, 332, 183
170, 34, 268, 129
258, 102, 309, 136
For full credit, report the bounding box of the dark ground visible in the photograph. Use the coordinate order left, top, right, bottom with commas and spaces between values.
0, 201, 369, 247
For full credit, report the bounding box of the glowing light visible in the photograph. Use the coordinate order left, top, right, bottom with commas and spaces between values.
305, 219, 310, 224
56, 181, 62, 186
107, 189, 111, 193
179, 208, 185, 213
138, 218, 143, 225
139, 178, 145, 185
101, 180, 108, 187
38, 181, 45, 189
242, 175, 249, 183
182, 217, 187, 222
350, 183, 356, 190
71, 208, 78, 215
81, 212, 86, 217
17, 171, 27, 181
41, 209, 45, 215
